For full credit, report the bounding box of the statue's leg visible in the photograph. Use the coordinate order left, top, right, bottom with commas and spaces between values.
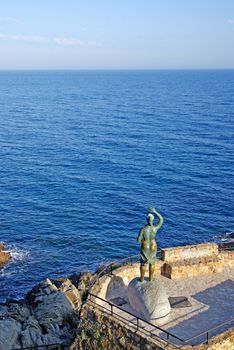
140, 265, 146, 282
149, 263, 155, 281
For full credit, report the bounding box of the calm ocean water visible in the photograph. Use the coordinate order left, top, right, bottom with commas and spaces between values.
0, 70, 233, 301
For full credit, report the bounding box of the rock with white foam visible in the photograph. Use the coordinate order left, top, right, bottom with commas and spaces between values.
0, 243, 11, 268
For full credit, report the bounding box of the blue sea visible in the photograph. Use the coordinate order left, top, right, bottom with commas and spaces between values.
0, 70, 233, 302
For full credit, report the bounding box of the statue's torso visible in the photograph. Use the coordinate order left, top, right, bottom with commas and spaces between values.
141, 225, 157, 256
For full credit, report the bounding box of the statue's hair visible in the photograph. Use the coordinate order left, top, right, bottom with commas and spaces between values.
147, 213, 154, 222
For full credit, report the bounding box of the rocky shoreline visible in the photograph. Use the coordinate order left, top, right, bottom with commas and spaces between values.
0, 271, 95, 349
1, 242, 234, 350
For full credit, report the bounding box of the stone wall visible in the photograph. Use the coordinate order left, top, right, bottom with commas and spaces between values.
71, 302, 234, 350
91, 244, 234, 284
92, 244, 234, 285
194, 326, 234, 350
161, 243, 219, 262
161, 255, 223, 279
70, 303, 179, 350
161, 243, 234, 279
221, 250, 234, 269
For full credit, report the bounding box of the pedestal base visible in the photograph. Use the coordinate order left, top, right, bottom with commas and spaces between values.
127, 278, 170, 321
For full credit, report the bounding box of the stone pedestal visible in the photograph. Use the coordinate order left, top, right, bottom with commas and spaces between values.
127, 278, 170, 321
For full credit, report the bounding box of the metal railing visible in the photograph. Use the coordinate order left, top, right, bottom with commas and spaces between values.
88, 292, 234, 348
88, 292, 184, 349
219, 245, 234, 252
13, 344, 68, 350
89, 254, 140, 289
182, 317, 234, 346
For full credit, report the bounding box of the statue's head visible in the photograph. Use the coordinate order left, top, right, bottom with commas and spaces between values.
147, 213, 154, 224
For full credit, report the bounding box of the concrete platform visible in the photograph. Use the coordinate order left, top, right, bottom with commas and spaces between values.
92, 262, 234, 346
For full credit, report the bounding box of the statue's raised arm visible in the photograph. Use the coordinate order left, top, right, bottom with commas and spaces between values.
150, 207, 163, 231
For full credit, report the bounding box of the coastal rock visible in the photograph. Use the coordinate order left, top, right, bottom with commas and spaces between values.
41, 333, 63, 347
20, 278, 81, 348
34, 291, 75, 325
60, 279, 82, 309
127, 278, 170, 321
27, 277, 82, 325
0, 305, 8, 318
26, 278, 58, 306
20, 316, 43, 348
20, 316, 67, 348
6, 302, 30, 322
0, 318, 21, 350
69, 272, 94, 288
41, 323, 72, 346
0, 243, 11, 268
0, 274, 93, 349
0, 301, 30, 323
68, 272, 94, 302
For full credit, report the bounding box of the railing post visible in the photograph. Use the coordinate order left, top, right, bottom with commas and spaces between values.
110, 264, 113, 275
110, 303, 113, 315
136, 317, 139, 331
206, 331, 209, 344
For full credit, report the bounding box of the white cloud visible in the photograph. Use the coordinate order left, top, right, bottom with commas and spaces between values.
54, 37, 100, 47
0, 33, 49, 43
0, 32, 99, 47
86, 40, 100, 48
54, 37, 85, 46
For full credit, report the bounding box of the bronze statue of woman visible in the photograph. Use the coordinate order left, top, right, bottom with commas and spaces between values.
137, 208, 163, 282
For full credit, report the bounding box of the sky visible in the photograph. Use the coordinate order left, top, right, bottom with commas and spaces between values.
0, 0, 233, 70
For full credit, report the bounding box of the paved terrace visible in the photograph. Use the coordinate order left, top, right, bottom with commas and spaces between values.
90, 244, 234, 347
